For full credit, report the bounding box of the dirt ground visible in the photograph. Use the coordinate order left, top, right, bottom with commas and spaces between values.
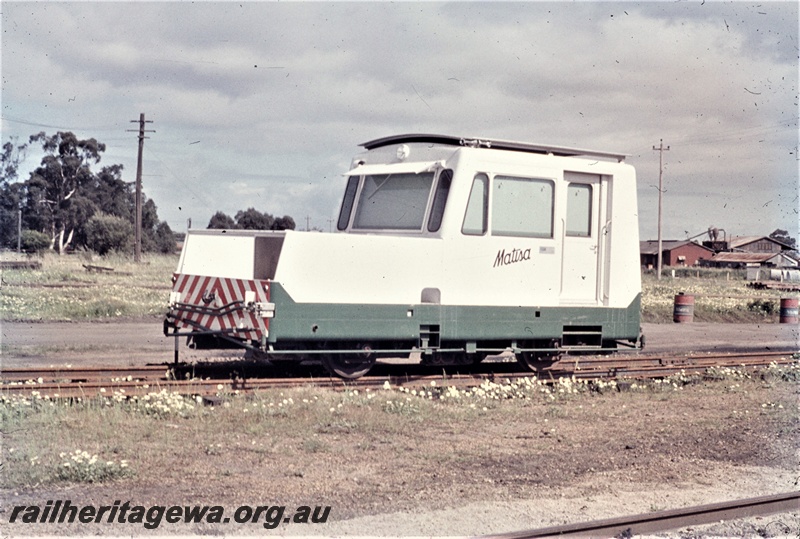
1, 320, 799, 537
3, 320, 798, 367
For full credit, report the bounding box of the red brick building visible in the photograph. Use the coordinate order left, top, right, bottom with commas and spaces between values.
640, 240, 714, 268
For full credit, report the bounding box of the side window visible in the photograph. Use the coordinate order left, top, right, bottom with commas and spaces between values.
462, 173, 488, 235
337, 176, 359, 230
492, 176, 553, 238
566, 183, 592, 237
427, 169, 452, 233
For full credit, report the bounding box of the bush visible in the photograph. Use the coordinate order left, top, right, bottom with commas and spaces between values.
84, 213, 132, 255
152, 221, 176, 254
56, 450, 133, 483
20, 230, 51, 252
747, 299, 776, 316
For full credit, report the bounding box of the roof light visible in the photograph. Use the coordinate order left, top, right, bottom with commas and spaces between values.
396, 144, 410, 161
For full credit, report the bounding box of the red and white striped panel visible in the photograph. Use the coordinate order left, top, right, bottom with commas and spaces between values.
170, 273, 271, 342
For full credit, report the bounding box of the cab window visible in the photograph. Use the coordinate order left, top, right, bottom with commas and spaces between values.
427, 169, 452, 232
462, 173, 488, 235
492, 176, 553, 238
351, 172, 435, 230
337, 176, 359, 231
566, 183, 592, 237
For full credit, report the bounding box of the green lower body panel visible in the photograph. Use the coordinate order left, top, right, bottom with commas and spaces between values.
267, 283, 640, 348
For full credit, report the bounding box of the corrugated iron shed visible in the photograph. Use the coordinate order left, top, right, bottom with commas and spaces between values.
704, 251, 799, 268
709, 252, 776, 264
729, 235, 794, 251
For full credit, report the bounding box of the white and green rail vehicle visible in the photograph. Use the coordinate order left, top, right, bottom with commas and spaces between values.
165, 134, 642, 378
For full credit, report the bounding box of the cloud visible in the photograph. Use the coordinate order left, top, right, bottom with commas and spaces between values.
2, 2, 797, 239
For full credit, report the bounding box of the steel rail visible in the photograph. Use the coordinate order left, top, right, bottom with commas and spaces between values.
560, 351, 795, 377
482, 491, 800, 538
562, 358, 793, 380
0, 375, 365, 399
562, 350, 794, 368
0, 365, 169, 383
2, 351, 795, 399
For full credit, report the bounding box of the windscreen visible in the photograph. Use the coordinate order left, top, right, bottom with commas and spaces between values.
351, 172, 435, 230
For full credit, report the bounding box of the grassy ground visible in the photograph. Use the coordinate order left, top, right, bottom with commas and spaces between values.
1, 364, 798, 533
0, 252, 795, 323
3, 367, 799, 493
1, 251, 177, 321
640, 269, 790, 323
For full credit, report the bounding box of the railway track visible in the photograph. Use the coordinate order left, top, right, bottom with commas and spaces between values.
1, 349, 795, 400
484, 491, 800, 538
557, 350, 797, 378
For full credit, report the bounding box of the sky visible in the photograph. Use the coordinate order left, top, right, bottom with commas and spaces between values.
2, 1, 798, 242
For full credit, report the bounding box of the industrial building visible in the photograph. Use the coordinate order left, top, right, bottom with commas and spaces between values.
701, 236, 798, 269
641, 235, 798, 269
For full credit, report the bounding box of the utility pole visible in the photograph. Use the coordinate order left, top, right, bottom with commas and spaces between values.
653, 139, 670, 281
17, 208, 22, 253
128, 113, 154, 263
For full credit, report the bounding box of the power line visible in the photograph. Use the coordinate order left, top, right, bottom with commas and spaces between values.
632, 120, 792, 155
145, 145, 218, 214
671, 122, 793, 147
1, 115, 124, 132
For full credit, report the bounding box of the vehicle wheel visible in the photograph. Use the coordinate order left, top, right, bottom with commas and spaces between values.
321, 345, 376, 379
245, 348, 302, 367
469, 353, 488, 365
516, 351, 557, 373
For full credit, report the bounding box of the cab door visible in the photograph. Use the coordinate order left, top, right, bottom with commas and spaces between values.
559, 172, 606, 305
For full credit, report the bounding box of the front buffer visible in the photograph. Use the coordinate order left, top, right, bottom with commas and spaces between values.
164, 273, 274, 352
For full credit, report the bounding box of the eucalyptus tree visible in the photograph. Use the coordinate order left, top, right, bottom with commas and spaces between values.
24, 131, 105, 253
207, 211, 237, 229
13, 131, 174, 255
0, 137, 28, 247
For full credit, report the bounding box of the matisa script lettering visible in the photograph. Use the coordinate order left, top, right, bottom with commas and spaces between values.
493, 248, 532, 267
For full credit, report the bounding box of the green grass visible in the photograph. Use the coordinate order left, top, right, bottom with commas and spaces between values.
641, 269, 792, 323
0, 385, 438, 487
1, 252, 177, 321
2, 363, 797, 489
0, 253, 794, 323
